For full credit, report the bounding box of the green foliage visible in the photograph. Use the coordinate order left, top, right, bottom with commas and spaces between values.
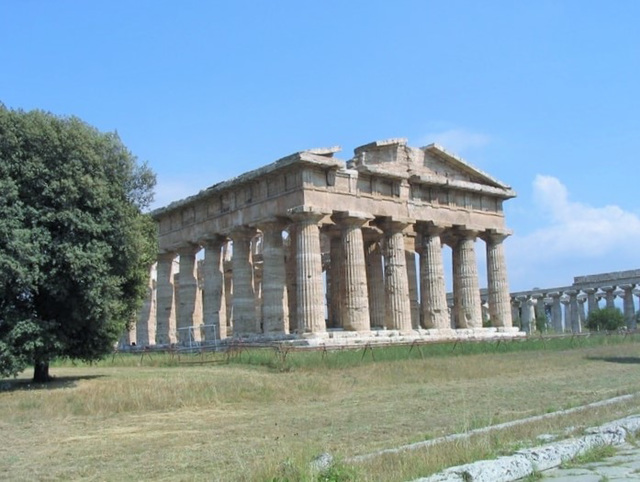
535, 315, 548, 333
585, 307, 626, 332
0, 104, 156, 380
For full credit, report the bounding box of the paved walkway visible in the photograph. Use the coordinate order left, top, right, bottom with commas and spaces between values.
541, 441, 640, 481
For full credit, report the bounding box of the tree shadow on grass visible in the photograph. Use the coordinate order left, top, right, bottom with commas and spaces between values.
586, 356, 640, 365
0, 374, 105, 393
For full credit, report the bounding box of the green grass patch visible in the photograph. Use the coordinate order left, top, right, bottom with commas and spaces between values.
561, 443, 618, 468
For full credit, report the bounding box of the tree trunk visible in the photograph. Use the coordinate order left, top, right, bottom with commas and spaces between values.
33, 360, 51, 383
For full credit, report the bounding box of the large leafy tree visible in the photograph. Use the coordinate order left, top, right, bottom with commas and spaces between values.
0, 105, 156, 382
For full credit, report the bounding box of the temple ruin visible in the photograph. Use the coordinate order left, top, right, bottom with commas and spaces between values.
130, 138, 521, 347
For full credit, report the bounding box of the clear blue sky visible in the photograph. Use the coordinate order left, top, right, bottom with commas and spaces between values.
2, 1, 639, 291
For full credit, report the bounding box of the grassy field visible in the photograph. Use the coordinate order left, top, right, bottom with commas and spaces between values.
2, 335, 640, 481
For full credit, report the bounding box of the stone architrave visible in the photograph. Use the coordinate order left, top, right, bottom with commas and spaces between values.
565, 290, 581, 333
375, 217, 414, 332
583, 288, 598, 315
258, 219, 289, 334
332, 212, 372, 332
231, 226, 258, 336
290, 207, 327, 334
363, 228, 385, 330
177, 244, 202, 345
156, 251, 177, 345
415, 223, 449, 330
601, 286, 616, 310
548, 292, 563, 333
452, 229, 482, 329
202, 236, 227, 340
482, 230, 513, 328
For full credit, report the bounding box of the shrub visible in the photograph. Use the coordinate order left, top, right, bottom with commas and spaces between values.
585, 307, 625, 332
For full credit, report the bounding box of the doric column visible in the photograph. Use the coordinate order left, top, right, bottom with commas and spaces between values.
577, 295, 587, 327
252, 235, 263, 329
136, 264, 156, 346
375, 217, 413, 331
364, 228, 385, 330
176, 244, 202, 345
326, 226, 344, 329
202, 236, 226, 340
583, 288, 598, 315
620, 284, 636, 330
331, 212, 372, 332
258, 220, 289, 334
156, 252, 178, 345
518, 296, 534, 333
285, 225, 298, 333
533, 293, 546, 328
511, 298, 521, 329
561, 296, 570, 332
482, 231, 513, 328
415, 223, 449, 330
290, 207, 327, 334
452, 229, 482, 329
120, 325, 136, 348
222, 240, 233, 331
548, 291, 562, 333
404, 237, 420, 329
565, 289, 581, 333
231, 226, 258, 336
601, 286, 616, 309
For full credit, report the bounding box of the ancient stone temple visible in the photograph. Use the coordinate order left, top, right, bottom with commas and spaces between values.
133, 138, 519, 347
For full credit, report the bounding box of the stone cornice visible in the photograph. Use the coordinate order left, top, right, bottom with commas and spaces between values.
151, 150, 344, 219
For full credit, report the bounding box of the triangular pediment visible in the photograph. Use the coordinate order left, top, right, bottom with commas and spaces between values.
421, 144, 509, 189
349, 139, 515, 198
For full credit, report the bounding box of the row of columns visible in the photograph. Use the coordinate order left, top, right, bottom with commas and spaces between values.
137, 210, 513, 346
512, 284, 639, 334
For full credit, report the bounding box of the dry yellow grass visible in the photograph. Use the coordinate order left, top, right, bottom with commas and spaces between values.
2, 339, 640, 480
